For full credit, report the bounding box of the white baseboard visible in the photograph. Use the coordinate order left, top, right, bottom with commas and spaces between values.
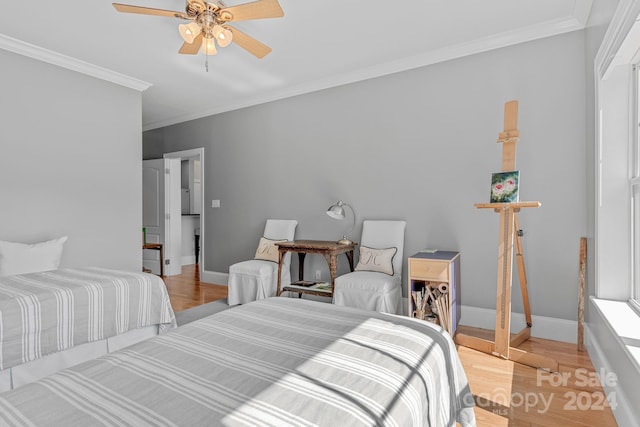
201, 270, 228, 286
181, 256, 196, 266
458, 305, 578, 343
400, 297, 578, 343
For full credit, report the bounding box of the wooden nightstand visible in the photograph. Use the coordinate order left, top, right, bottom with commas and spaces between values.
407, 251, 460, 335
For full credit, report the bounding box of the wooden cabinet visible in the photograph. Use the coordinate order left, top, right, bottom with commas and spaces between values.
407, 251, 460, 336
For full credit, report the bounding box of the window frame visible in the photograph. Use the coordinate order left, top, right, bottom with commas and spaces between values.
632, 63, 640, 311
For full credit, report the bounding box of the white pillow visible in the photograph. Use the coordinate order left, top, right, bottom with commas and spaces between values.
0, 236, 68, 277
355, 246, 397, 276
254, 237, 286, 263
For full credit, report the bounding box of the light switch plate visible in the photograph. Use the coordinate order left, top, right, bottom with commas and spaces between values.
212, 200, 220, 208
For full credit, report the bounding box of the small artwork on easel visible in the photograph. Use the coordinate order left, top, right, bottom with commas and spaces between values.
490, 170, 519, 203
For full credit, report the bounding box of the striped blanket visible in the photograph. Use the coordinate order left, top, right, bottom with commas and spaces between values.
0, 298, 476, 426
0, 268, 176, 371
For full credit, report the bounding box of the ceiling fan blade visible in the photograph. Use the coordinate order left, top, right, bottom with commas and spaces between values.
179, 33, 203, 54
220, 0, 284, 22
228, 26, 272, 58
112, 3, 187, 19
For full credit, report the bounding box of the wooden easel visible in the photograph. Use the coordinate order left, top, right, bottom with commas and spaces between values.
455, 100, 559, 372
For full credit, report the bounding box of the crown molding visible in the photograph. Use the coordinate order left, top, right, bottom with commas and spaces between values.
573, 0, 595, 27
0, 33, 151, 92
595, 0, 640, 79
144, 13, 590, 131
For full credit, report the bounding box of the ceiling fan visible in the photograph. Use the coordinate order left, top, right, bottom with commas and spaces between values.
112, 0, 284, 61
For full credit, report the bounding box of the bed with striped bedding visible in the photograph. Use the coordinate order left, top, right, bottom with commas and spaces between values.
0, 267, 176, 391
0, 297, 476, 426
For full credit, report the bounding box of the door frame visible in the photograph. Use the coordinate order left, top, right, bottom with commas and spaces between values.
142, 158, 167, 276
164, 148, 205, 270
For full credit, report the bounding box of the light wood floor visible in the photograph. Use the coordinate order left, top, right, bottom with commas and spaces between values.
162, 264, 228, 312
162, 265, 618, 427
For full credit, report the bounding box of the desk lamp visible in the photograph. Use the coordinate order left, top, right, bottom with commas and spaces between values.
326, 200, 356, 245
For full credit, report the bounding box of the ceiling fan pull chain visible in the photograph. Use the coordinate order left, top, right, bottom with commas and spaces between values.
205, 53, 209, 72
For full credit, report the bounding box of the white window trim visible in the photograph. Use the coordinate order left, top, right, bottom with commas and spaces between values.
631, 63, 640, 308
595, 0, 640, 301
588, 4, 640, 425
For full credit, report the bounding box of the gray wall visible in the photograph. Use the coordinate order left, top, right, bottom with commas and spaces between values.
0, 49, 143, 272
145, 30, 587, 320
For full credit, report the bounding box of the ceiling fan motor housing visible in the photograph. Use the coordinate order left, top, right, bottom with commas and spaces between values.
186, 0, 206, 16
190, 2, 231, 38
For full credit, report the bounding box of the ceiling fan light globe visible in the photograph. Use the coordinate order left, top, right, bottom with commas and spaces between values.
216, 34, 232, 48
212, 25, 223, 38
219, 27, 233, 47
212, 25, 232, 47
178, 21, 200, 44
200, 37, 218, 55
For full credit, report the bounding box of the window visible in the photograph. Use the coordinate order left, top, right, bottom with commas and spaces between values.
596, 2, 640, 304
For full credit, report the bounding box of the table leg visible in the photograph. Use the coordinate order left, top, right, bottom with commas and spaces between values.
328, 254, 338, 301
297, 253, 306, 281
276, 250, 284, 296
159, 245, 164, 277
345, 250, 355, 271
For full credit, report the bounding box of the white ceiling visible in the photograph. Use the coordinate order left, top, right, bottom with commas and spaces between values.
0, 1, 593, 130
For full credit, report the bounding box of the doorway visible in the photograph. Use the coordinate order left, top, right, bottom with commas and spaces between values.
164, 148, 205, 271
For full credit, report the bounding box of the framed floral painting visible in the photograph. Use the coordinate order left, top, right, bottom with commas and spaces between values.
490, 170, 519, 203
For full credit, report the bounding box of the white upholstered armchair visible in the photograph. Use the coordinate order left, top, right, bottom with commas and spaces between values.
227, 219, 298, 306
333, 220, 407, 314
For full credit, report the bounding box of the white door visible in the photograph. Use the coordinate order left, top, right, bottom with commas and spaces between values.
165, 158, 182, 275
164, 148, 205, 269
143, 158, 182, 276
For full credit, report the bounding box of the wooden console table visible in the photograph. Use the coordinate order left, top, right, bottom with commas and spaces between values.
142, 243, 164, 276
276, 240, 356, 300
